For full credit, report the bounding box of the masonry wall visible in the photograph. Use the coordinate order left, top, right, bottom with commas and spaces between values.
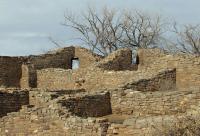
19, 46, 103, 89
96, 48, 134, 71
28, 46, 102, 70
0, 57, 23, 88
36, 66, 176, 91
20, 64, 37, 88
59, 92, 112, 117
0, 90, 29, 117
37, 68, 75, 89
176, 56, 200, 90
111, 89, 200, 116
20, 47, 200, 91
121, 69, 176, 91
0, 101, 68, 135
137, 49, 200, 90
28, 47, 74, 70
74, 47, 103, 69
64, 117, 109, 136
0, 90, 110, 136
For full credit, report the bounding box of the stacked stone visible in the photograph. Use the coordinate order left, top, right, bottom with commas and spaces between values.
111, 89, 200, 116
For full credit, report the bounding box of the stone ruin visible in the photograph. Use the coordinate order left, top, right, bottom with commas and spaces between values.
0, 46, 200, 135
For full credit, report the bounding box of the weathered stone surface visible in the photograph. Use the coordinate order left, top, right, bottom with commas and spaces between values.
0, 46, 200, 136
0, 89, 29, 117
58, 92, 112, 117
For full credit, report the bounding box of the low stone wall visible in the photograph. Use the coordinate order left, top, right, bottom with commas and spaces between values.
0, 104, 67, 135
0, 90, 110, 136
36, 67, 176, 92
121, 69, 176, 91
176, 57, 200, 90
0, 90, 29, 117
1, 88, 200, 136
59, 92, 112, 117
111, 89, 200, 116
63, 116, 109, 136
106, 114, 199, 136
29, 89, 86, 107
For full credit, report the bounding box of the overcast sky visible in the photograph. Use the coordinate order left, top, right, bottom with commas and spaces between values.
0, 0, 200, 56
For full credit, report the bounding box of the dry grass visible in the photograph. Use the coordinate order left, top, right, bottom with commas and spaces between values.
154, 116, 200, 136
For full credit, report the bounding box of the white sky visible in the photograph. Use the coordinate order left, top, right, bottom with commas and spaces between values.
0, 0, 200, 56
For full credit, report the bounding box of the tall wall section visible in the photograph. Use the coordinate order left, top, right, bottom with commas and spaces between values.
36, 68, 75, 89
36, 48, 177, 91
0, 56, 24, 88
20, 46, 103, 89
20, 64, 37, 88
28, 47, 75, 70
137, 49, 200, 90
36, 48, 137, 90
74, 47, 103, 69
176, 56, 200, 90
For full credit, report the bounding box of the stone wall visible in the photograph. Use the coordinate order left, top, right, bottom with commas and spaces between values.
0, 89, 29, 117
121, 69, 176, 91
106, 114, 197, 136
35, 48, 178, 91
19, 46, 103, 89
1, 88, 200, 136
0, 56, 23, 88
28, 46, 102, 70
37, 68, 75, 89
63, 116, 109, 136
0, 89, 110, 136
111, 89, 200, 116
59, 92, 112, 117
0, 107, 109, 136
36, 67, 176, 91
29, 89, 86, 107
20, 64, 37, 88
96, 48, 134, 71
74, 47, 103, 69
137, 49, 200, 90
28, 47, 74, 70
176, 56, 200, 90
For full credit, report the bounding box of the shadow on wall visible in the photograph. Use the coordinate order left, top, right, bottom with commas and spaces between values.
58, 92, 112, 118
0, 91, 29, 117
122, 69, 176, 91
96, 48, 138, 71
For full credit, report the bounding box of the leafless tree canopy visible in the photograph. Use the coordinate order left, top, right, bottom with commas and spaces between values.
63, 7, 200, 56
122, 12, 163, 49
63, 8, 123, 56
63, 7, 164, 56
173, 24, 200, 55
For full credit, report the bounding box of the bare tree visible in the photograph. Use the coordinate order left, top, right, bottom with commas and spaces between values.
173, 23, 200, 55
63, 7, 164, 56
122, 11, 164, 49
48, 37, 62, 48
63, 7, 124, 56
